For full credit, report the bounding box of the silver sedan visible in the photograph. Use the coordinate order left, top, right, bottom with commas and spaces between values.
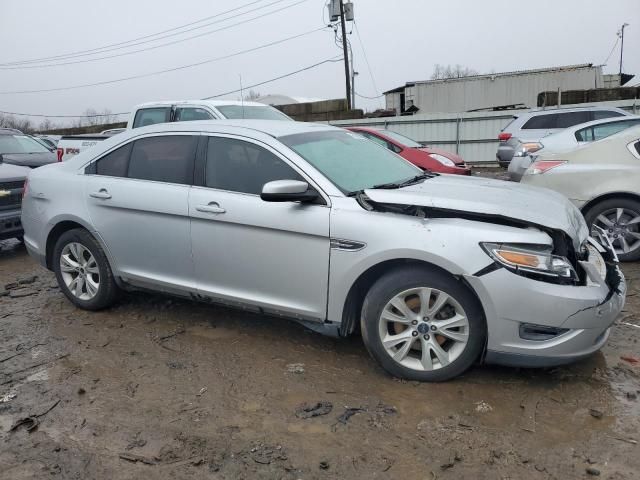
21, 120, 625, 381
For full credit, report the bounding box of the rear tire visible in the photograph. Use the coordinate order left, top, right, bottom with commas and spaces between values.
360, 266, 486, 382
53, 229, 119, 310
584, 197, 640, 262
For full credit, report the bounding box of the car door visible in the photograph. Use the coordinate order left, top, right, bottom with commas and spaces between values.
84, 133, 198, 292
189, 134, 330, 321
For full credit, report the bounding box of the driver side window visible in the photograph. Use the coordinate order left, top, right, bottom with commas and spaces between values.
205, 137, 303, 195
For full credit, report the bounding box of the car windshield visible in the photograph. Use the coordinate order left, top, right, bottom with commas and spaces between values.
216, 105, 292, 121
0, 134, 51, 154
381, 130, 423, 148
279, 130, 421, 194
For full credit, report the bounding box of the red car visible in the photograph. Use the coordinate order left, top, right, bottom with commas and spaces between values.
346, 127, 471, 175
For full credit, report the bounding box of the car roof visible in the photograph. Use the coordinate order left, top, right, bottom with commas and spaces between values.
519, 106, 629, 118
131, 119, 338, 138
133, 99, 271, 109
563, 114, 640, 132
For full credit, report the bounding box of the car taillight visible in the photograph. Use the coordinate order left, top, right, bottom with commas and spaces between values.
22, 178, 28, 198
56, 148, 63, 162
528, 160, 567, 175
498, 132, 512, 141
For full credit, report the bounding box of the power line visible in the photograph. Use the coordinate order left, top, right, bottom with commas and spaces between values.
0, 0, 268, 66
203, 57, 343, 98
601, 35, 620, 66
0, 57, 343, 118
0, 0, 309, 70
355, 91, 383, 99
353, 21, 379, 98
0, 27, 327, 95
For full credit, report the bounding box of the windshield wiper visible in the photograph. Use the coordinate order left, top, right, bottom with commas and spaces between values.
371, 172, 432, 190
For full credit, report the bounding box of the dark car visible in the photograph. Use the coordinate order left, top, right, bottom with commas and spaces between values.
0, 128, 57, 168
345, 127, 471, 175
0, 154, 29, 241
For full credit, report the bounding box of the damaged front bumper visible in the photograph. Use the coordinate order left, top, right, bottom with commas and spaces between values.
465, 237, 626, 368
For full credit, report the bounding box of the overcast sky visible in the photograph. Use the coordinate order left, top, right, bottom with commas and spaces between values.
0, 0, 638, 126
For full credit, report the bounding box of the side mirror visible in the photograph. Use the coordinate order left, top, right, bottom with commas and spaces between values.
261, 180, 319, 203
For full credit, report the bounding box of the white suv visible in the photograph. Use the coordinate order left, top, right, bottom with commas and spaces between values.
496, 106, 630, 167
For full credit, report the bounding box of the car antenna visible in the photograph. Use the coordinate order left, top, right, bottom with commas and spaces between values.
239, 74, 245, 119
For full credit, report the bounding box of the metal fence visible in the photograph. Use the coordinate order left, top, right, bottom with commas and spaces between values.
329, 99, 639, 164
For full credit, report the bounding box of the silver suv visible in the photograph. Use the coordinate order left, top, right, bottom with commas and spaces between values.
21, 120, 625, 381
496, 106, 630, 167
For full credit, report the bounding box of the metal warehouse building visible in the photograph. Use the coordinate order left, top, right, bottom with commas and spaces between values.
385, 64, 618, 114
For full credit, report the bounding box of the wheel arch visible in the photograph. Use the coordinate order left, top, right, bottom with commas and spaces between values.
45, 217, 116, 274
338, 258, 486, 338
581, 191, 640, 217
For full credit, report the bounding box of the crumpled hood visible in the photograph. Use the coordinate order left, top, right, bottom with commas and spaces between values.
364, 175, 589, 250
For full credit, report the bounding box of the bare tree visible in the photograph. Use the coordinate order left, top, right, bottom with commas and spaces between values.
81, 108, 117, 127
0, 113, 33, 133
38, 118, 56, 132
430, 64, 479, 80
243, 90, 261, 101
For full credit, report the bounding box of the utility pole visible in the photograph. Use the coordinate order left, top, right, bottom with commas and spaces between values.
619, 23, 629, 76
339, 0, 351, 110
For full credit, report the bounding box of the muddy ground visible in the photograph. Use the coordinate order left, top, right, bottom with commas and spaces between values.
1, 179, 639, 479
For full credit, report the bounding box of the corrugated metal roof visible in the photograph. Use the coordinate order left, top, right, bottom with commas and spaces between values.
383, 63, 595, 94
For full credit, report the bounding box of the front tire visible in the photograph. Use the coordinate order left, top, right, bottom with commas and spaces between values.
584, 197, 640, 262
361, 266, 486, 382
53, 229, 119, 310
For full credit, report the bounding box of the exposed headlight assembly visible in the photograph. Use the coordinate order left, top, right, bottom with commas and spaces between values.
481, 242, 578, 283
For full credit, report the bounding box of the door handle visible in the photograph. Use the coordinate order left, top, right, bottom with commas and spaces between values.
90, 189, 112, 200
196, 202, 225, 214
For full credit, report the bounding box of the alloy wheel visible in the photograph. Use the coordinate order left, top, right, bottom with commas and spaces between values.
59, 242, 100, 300
378, 287, 470, 371
592, 207, 640, 256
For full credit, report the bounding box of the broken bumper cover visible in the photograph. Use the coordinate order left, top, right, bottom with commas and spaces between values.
466, 248, 625, 368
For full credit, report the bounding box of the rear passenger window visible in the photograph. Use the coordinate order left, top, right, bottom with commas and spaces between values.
205, 137, 303, 195
556, 111, 591, 128
93, 143, 132, 177
593, 110, 625, 120
522, 114, 558, 129
174, 108, 214, 122
128, 136, 197, 185
132, 107, 171, 129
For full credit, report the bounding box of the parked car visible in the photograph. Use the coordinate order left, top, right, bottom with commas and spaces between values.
496, 106, 631, 167
32, 135, 58, 151
0, 154, 29, 241
345, 127, 471, 175
509, 115, 640, 181
0, 128, 57, 168
126, 99, 292, 129
22, 120, 625, 381
521, 126, 640, 261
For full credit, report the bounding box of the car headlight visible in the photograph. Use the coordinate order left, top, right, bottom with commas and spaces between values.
513, 142, 543, 157
481, 242, 577, 283
429, 153, 455, 167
